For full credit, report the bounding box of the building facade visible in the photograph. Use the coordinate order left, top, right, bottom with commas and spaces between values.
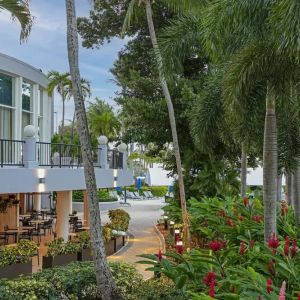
0, 53, 52, 142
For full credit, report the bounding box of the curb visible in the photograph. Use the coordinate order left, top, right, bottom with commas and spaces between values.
154, 224, 166, 252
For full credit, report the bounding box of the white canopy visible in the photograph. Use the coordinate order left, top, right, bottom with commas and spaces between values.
145, 166, 174, 186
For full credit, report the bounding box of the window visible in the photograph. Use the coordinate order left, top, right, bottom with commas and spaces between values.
0, 74, 13, 139
22, 81, 32, 112
0, 74, 12, 107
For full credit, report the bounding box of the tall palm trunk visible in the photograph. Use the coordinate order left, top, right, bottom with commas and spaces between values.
286, 173, 293, 205
240, 143, 247, 198
61, 90, 65, 143
65, 1, 121, 299
144, 0, 190, 243
277, 173, 282, 202
293, 163, 300, 224
263, 86, 277, 241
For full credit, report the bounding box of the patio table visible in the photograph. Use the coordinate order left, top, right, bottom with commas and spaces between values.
29, 220, 46, 230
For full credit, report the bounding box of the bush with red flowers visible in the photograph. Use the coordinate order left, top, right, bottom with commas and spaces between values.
140, 196, 300, 299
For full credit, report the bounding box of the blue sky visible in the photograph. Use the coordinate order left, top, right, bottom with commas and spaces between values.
0, 0, 125, 124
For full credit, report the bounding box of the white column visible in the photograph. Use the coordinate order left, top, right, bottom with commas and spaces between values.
98, 135, 109, 169
69, 191, 73, 214
23, 125, 37, 168
56, 191, 72, 241
32, 84, 39, 131
13, 77, 23, 140
41, 89, 49, 142
33, 193, 41, 211
118, 143, 128, 169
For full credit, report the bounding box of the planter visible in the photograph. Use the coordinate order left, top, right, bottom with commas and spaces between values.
77, 248, 93, 261
42, 253, 77, 269
115, 236, 126, 252
0, 261, 32, 279
105, 239, 115, 256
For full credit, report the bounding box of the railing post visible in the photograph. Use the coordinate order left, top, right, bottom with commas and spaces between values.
118, 143, 127, 169
98, 136, 109, 169
0, 140, 3, 168
23, 125, 38, 168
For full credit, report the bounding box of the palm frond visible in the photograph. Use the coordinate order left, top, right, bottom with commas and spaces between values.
0, 0, 34, 42
162, 0, 206, 15
121, 0, 138, 37
158, 14, 202, 73
270, 0, 300, 62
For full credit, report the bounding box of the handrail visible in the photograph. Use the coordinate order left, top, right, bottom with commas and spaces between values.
0, 139, 25, 168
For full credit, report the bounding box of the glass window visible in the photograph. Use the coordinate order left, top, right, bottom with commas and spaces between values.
0, 74, 12, 107
0, 106, 13, 139
22, 81, 32, 111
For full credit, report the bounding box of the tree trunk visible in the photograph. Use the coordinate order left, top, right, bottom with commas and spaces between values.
70, 111, 76, 144
61, 91, 65, 143
263, 86, 277, 241
277, 173, 282, 202
293, 164, 300, 224
65, 1, 121, 299
240, 144, 247, 198
144, 0, 190, 244
286, 173, 292, 205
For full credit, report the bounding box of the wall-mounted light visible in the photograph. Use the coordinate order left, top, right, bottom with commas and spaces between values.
38, 178, 46, 184
113, 169, 118, 188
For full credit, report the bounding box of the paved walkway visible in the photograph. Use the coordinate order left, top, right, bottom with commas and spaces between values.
102, 198, 165, 279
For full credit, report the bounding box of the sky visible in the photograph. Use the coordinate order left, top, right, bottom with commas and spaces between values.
0, 0, 125, 127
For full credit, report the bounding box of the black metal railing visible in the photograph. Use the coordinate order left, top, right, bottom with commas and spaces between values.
37, 142, 83, 168
108, 149, 123, 169
0, 139, 25, 167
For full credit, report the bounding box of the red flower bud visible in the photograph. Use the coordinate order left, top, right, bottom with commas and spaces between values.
240, 240, 245, 256
209, 240, 224, 252
203, 271, 216, 286
284, 236, 290, 257
268, 233, 279, 254
266, 278, 273, 294
209, 280, 215, 298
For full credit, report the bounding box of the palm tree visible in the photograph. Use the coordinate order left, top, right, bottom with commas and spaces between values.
123, 0, 191, 244
87, 98, 121, 141
65, 1, 121, 299
201, 0, 299, 240
47, 71, 71, 142
0, 0, 33, 42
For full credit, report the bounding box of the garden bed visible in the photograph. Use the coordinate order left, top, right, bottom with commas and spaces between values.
42, 253, 78, 269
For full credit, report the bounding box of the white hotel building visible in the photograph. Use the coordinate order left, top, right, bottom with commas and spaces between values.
0, 53, 133, 241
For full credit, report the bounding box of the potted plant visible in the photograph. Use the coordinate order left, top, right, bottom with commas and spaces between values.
0, 239, 38, 279
76, 231, 93, 261
42, 238, 79, 269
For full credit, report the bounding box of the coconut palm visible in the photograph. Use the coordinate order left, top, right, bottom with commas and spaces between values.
87, 98, 121, 141
47, 71, 71, 142
122, 0, 201, 244
65, 1, 121, 299
0, 0, 33, 42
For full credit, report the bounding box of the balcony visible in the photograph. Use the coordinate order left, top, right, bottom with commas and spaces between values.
0, 139, 123, 169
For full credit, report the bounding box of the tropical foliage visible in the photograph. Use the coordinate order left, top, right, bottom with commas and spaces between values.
141, 196, 300, 299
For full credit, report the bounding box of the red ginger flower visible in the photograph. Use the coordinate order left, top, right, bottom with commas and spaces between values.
291, 240, 298, 257
243, 197, 249, 207
239, 215, 244, 221
209, 240, 224, 252
252, 215, 263, 223
203, 271, 216, 286
240, 240, 245, 256
209, 280, 215, 298
284, 236, 290, 257
157, 249, 162, 262
266, 278, 273, 294
268, 260, 275, 276
297, 291, 300, 300
226, 217, 236, 227
268, 233, 279, 254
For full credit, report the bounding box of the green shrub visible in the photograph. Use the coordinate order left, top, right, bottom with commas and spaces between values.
108, 209, 131, 231
127, 186, 168, 197
0, 240, 38, 267
46, 238, 80, 257
73, 190, 84, 202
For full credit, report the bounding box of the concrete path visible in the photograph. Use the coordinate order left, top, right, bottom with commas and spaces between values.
102, 199, 165, 279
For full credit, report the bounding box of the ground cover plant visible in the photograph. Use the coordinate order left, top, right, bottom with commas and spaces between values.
140, 197, 300, 299
0, 261, 179, 300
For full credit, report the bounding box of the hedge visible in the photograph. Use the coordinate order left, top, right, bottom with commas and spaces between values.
0, 261, 181, 300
